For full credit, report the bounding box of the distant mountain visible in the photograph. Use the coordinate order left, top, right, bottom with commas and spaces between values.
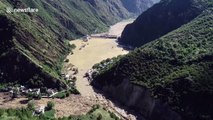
120, 0, 209, 47
121, 0, 160, 15
92, 0, 213, 120
85, 0, 159, 22
84, 0, 130, 24
0, 0, 156, 88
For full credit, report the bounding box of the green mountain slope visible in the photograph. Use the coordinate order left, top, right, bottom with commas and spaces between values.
92, 2, 213, 120
84, 0, 130, 24
0, 1, 71, 88
120, 0, 210, 47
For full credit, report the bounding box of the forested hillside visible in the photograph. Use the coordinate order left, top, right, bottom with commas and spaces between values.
92, 0, 213, 119
120, 0, 210, 47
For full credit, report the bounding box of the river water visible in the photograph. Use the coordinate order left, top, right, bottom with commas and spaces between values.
63, 19, 137, 120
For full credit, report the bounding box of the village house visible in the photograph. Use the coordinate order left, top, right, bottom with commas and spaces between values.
47, 89, 55, 96
34, 106, 45, 115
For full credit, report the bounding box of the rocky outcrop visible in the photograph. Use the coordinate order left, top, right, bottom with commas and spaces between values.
96, 79, 182, 120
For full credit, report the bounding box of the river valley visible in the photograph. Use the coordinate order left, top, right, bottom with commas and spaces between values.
62, 19, 137, 119
0, 19, 137, 120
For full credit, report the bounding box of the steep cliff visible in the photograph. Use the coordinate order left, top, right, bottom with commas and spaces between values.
99, 79, 182, 120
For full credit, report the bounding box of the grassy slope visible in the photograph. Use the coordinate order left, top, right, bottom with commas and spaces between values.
20, 0, 118, 38
92, 6, 213, 120
85, 0, 130, 25
0, 1, 67, 88
0, 106, 120, 120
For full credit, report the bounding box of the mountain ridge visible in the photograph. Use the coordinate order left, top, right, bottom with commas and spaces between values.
119, 0, 210, 47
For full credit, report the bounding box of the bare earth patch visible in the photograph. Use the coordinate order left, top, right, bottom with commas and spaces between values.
0, 93, 27, 109
35, 95, 96, 117
0, 93, 96, 118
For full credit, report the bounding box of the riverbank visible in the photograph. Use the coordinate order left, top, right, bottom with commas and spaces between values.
66, 38, 128, 96
61, 19, 137, 119
64, 19, 134, 97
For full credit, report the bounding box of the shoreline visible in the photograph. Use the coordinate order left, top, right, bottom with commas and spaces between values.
61, 19, 135, 119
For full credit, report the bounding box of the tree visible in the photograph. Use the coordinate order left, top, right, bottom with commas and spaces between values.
12, 88, 19, 99
46, 101, 55, 110
97, 113, 102, 120
27, 101, 35, 111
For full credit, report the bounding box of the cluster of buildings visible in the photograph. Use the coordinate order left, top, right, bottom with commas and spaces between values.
90, 34, 118, 39
1, 85, 57, 98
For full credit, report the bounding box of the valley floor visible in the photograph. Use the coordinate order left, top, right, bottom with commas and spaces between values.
67, 38, 128, 96
64, 19, 133, 97
62, 19, 137, 119
0, 19, 135, 119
